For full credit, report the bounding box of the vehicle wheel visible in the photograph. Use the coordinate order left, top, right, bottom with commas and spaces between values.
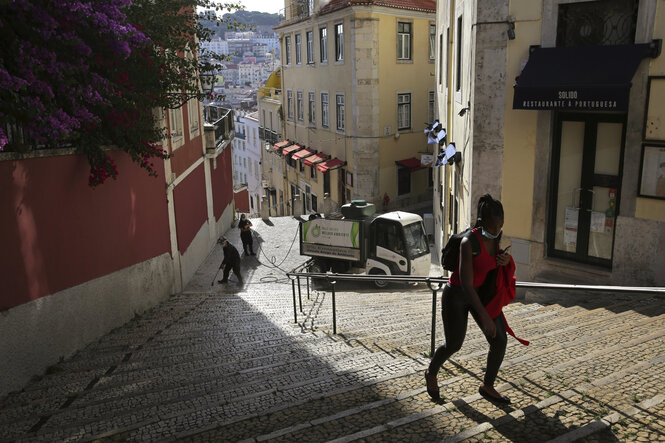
309, 261, 325, 286
370, 269, 388, 289
309, 262, 324, 274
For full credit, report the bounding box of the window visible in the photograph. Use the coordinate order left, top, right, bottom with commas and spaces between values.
456, 16, 462, 93
429, 24, 436, 60
269, 110, 273, 130
319, 26, 328, 62
311, 194, 318, 212
299, 160, 305, 172
306, 31, 314, 64
438, 32, 444, 85
187, 99, 199, 135
310, 165, 316, 179
297, 91, 303, 121
428, 91, 435, 123
308, 91, 315, 124
321, 92, 329, 127
336, 93, 344, 131
398, 166, 411, 195
323, 171, 330, 194
285, 36, 291, 64
397, 22, 412, 60
295, 33, 302, 64
397, 93, 411, 130
335, 23, 343, 61
169, 108, 183, 140
287, 90, 294, 119
557, 0, 638, 47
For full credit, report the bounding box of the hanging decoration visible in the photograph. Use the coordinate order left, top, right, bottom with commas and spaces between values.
424, 120, 446, 145
434, 143, 458, 167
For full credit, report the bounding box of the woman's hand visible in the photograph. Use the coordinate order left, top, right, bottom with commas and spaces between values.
481, 313, 496, 338
496, 251, 511, 267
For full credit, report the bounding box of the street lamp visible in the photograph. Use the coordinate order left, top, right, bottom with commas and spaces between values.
164, 68, 216, 109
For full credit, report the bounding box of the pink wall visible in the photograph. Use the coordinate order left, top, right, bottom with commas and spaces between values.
0, 152, 170, 311
211, 148, 233, 220
172, 163, 207, 255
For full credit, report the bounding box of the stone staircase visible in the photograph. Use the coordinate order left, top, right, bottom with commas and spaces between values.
1, 282, 664, 442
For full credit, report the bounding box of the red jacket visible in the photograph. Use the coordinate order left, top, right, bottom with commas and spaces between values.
485, 257, 529, 346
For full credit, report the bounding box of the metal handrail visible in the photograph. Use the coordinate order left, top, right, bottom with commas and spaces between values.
286, 269, 665, 356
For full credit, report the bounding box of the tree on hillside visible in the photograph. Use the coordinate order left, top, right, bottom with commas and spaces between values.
0, 0, 242, 186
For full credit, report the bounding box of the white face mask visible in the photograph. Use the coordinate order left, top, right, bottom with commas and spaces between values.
481, 228, 502, 239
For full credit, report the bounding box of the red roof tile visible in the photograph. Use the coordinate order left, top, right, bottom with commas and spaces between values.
319, 0, 435, 15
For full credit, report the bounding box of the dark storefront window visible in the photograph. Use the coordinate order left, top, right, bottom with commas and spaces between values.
557, 0, 639, 47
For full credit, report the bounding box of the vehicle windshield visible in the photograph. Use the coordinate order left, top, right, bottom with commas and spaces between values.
403, 222, 429, 258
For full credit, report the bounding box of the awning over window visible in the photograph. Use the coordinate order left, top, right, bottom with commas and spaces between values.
395, 157, 426, 172
291, 148, 316, 160
317, 158, 346, 173
513, 42, 659, 112
282, 144, 302, 156
303, 152, 330, 167
273, 140, 291, 152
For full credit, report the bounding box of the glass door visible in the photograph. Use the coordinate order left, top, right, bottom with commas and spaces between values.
548, 113, 625, 267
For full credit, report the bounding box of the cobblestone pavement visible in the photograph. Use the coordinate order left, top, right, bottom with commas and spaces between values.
1, 216, 664, 442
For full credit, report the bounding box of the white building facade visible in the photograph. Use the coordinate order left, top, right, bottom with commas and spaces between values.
232, 112, 263, 217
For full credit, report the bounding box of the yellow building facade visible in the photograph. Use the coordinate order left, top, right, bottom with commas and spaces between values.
268, 0, 437, 215
435, 0, 665, 286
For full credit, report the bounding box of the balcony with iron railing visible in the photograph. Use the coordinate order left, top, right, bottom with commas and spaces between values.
258, 127, 280, 145
259, 87, 282, 100
204, 105, 234, 156
279, 0, 315, 24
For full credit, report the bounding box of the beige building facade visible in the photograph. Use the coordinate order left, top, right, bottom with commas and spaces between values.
264, 0, 437, 215
434, 0, 665, 286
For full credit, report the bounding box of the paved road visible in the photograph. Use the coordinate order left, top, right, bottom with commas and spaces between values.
1, 216, 664, 442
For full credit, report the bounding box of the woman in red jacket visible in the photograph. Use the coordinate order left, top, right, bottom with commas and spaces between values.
425, 194, 512, 404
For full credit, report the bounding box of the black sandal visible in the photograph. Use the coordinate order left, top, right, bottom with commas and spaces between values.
479, 386, 511, 404
425, 370, 440, 401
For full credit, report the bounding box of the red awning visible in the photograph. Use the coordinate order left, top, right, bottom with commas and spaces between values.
317, 158, 346, 173
396, 157, 426, 172
291, 148, 316, 160
282, 144, 302, 156
273, 140, 291, 152
303, 152, 330, 167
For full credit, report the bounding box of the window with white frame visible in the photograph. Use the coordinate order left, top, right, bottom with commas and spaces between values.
335, 23, 343, 61
287, 90, 294, 119
308, 91, 315, 124
169, 108, 183, 140
428, 91, 435, 123
321, 92, 329, 127
319, 26, 327, 62
306, 31, 314, 64
397, 93, 411, 130
297, 90, 304, 121
397, 22, 412, 60
188, 99, 199, 134
336, 93, 345, 131
285, 36, 291, 64
295, 33, 302, 64
429, 24, 436, 60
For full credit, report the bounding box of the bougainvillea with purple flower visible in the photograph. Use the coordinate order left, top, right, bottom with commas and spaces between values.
0, 0, 242, 185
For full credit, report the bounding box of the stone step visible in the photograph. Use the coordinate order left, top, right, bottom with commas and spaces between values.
317, 344, 665, 443
7, 343, 419, 441
172, 314, 665, 442
574, 394, 665, 443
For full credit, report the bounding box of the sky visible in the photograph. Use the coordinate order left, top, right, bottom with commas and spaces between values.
238, 0, 283, 14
